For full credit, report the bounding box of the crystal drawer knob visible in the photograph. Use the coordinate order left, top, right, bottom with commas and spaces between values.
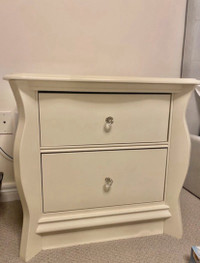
104, 116, 114, 132
105, 116, 114, 125
104, 177, 113, 192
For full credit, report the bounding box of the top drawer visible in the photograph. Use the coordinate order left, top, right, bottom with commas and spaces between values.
39, 93, 170, 147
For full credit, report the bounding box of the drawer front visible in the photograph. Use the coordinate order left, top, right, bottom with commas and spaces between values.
39, 93, 170, 147
42, 148, 167, 213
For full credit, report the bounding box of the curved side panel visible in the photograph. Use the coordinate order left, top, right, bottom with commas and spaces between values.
164, 86, 193, 238
10, 80, 42, 261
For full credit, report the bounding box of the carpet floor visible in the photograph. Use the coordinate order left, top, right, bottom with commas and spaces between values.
0, 188, 200, 263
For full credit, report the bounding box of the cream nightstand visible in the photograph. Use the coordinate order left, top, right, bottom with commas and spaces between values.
4, 74, 199, 261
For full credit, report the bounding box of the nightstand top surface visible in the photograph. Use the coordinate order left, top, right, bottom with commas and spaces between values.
4, 73, 200, 85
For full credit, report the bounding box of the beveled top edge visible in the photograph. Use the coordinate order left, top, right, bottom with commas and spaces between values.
3, 73, 200, 85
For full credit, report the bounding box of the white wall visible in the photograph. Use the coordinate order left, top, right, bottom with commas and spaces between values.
0, 0, 187, 185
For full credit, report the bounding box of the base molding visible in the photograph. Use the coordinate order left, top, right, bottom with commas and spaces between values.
37, 204, 171, 234
36, 204, 171, 255
0, 182, 19, 202
42, 220, 165, 251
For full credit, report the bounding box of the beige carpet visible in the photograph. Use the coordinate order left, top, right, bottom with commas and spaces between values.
0, 189, 200, 263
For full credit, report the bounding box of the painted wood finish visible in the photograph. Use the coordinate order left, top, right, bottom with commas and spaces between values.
4, 74, 198, 262
39, 93, 170, 146
42, 148, 167, 212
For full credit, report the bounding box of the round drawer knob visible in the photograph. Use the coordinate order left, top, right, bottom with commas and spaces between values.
104, 116, 114, 132
104, 177, 113, 192
105, 116, 114, 125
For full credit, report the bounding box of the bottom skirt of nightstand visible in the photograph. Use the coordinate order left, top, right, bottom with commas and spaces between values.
42, 220, 164, 250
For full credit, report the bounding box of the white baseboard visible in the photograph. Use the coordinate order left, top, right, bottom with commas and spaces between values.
0, 182, 19, 202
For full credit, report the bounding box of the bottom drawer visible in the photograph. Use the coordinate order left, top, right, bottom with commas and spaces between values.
42, 148, 167, 213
